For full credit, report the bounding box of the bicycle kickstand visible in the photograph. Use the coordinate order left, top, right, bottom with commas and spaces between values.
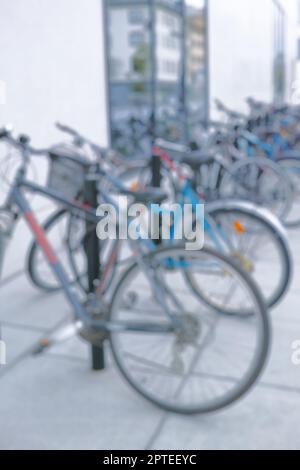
32, 320, 83, 355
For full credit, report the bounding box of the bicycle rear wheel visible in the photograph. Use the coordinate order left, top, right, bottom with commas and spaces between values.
0, 230, 8, 279
205, 203, 292, 309
219, 158, 292, 222
277, 157, 300, 228
27, 209, 74, 291
27, 209, 116, 294
109, 245, 270, 414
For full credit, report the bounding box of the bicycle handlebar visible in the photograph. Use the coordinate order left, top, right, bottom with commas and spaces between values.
215, 99, 246, 120
0, 124, 14, 140
55, 121, 106, 156
56, 122, 81, 139
0, 127, 49, 156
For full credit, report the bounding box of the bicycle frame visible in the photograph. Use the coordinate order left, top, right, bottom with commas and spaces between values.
152, 148, 234, 252
2, 172, 173, 335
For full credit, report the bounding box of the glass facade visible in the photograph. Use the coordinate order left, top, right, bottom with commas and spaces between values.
104, 0, 208, 156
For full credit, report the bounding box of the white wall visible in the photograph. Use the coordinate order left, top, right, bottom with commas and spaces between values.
1, 0, 298, 145
209, 0, 273, 115
209, 0, 298, 116
0, 0, 108, 147
284, 0, 299, 101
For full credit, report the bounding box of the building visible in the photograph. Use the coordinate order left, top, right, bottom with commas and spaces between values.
0, 0, 299, 150
108, 1, 181, 83
186, 9, 205, 84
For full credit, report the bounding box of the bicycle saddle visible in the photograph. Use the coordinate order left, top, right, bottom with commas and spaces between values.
181, 152, 215, 170
120, 187, 168, 205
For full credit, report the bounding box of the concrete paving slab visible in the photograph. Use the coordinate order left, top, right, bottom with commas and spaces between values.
262, 317, 300, 389
0, 324, 40, 365
149, 385, 300, 450
0, 355, 163, 450
0, 274, 70, 330
45, 335, 89, 363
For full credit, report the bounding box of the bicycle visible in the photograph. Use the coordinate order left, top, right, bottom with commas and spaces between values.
214, 99, 300, 226
0, 125, 271, 414
27, 125, 292, 310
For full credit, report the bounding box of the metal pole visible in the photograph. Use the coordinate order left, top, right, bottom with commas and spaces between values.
149, 0, 161, 188
179, 0, 189, 145
204, 0, 210, 127
84, 176, 105, 371
149, 0, 157, 146
102, 0, 113, 148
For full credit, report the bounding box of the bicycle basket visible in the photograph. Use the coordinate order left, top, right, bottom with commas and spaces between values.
47, 146, 88, 200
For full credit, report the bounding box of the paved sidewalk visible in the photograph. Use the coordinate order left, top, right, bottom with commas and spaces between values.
1, 223, 300, 450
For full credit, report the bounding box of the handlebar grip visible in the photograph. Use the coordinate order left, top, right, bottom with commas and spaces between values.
19, 134, 30, 145
0, 129, 8, 139
215, 99, 226, 111
0, 125, 13, 140
55, 122, 79, 138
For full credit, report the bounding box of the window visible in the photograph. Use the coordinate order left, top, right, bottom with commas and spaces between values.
162, 35, 177, 49
129, 31, 144, 47
105, 0, 209, 153
163, 12, 175, 28
128, 9, 145, 24
160, 60, 177, 75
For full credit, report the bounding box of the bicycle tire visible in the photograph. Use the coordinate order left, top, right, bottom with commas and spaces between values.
109, 244, 271, 415
205, 203, 292, 309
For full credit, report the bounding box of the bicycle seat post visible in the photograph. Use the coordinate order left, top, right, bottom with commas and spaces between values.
151, 149, 162, 245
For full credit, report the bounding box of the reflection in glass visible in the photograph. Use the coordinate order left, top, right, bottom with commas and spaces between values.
105, 0, 208, 156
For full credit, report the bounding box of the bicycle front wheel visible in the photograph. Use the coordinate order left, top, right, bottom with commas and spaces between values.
109, 245, 270, 415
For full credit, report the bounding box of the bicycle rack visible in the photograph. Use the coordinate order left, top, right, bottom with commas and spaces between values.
151, 151, 162, 245
84, 176, 105, 371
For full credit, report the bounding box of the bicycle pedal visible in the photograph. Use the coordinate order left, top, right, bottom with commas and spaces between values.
32, 338, 50, 356
32, 321, 83, 356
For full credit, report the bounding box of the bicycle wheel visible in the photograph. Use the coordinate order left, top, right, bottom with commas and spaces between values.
0, 229, 8, 279
27, 209, 116, 294
205, 203, 292, 309
219, 157, 292, 222
277, 157, 300, 228
66, 211, 117, 294
109, 245, 270, 414
27, 209, 75, 291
